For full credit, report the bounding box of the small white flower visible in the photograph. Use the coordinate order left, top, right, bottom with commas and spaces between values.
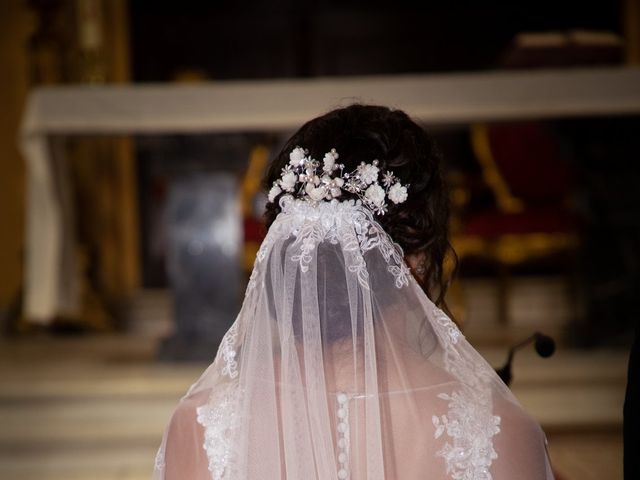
289, 147, 307, 166
303, 157, 318, 170
281, 164, 294, 174
268, 184, 282, 202
388, 183, 408, 204
322, 148, 339, 172
344, 177, 359, 193
382, 171, 395, 187
364, 184, 385, 207
323, 157, 335, 172
308, 186, 326, 201
358, 162, 379, 185
280, 171, 298, 192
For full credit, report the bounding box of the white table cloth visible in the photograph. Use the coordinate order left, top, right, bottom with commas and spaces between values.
19, 67, 640, 322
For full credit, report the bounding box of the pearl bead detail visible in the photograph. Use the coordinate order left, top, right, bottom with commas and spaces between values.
335, 391, 350, 480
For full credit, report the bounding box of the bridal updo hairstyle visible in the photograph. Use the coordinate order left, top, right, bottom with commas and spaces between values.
263, 104, 456, 312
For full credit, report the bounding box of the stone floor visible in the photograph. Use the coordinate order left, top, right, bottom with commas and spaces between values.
0, 332, 628, 480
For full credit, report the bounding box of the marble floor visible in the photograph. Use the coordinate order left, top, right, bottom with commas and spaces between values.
0, 332, 628, 480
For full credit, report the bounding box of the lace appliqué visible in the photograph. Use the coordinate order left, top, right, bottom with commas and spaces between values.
256, 196, 409, 290
431, 306, 501, 480
154, 446, 165, 471
246, 266, 260, 293
387, 263, 410, 288
220, 322, 239, 379
432, 388, 501, 480
291, 228, 323, 272
196, 383, 241, 480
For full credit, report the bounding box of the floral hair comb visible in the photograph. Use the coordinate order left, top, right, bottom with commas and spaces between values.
268, 146, 408, 215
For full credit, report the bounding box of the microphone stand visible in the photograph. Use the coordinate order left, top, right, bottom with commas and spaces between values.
495, 332, 556, 386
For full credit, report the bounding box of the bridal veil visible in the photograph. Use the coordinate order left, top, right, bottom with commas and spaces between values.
152, 191, 554, 479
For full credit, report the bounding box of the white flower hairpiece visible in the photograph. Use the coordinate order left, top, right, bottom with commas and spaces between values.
268, 146, 409, 215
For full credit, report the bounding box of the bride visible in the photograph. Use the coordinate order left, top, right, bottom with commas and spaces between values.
152, 104, 555, 479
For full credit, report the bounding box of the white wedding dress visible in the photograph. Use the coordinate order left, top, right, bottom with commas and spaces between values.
152, 196, 554, 479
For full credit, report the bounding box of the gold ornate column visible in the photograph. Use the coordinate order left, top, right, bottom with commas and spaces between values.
0, 1, 35, 323
20, 0, 139, 330
66, 0, 139, 328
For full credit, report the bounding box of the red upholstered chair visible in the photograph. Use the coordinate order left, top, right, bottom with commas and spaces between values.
453, 122, 580, 327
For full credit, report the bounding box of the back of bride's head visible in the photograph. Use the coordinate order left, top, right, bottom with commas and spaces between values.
263, 104, 454, 305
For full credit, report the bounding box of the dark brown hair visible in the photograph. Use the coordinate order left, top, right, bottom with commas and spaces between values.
263, 104, 456, 311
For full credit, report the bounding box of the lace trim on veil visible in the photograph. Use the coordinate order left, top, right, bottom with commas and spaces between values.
196, 383, 241, 480
431, 306, 501, 480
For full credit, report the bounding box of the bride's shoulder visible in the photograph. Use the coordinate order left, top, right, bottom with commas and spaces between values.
492, 394, 550, 463
167, 389, 212, 433
493, 393, 545, 435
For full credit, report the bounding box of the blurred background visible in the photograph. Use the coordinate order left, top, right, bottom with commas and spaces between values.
1, 1, 639, 479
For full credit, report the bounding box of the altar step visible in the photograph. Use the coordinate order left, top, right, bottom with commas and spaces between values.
0, 334, 627, 480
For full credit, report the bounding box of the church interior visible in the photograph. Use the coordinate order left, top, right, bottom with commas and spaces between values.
1, 1, 639, 479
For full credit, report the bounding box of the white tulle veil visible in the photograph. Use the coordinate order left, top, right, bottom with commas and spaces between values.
152, 194, 554, 480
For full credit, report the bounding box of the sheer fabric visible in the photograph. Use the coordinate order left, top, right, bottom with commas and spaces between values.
153, 196, 554, 480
